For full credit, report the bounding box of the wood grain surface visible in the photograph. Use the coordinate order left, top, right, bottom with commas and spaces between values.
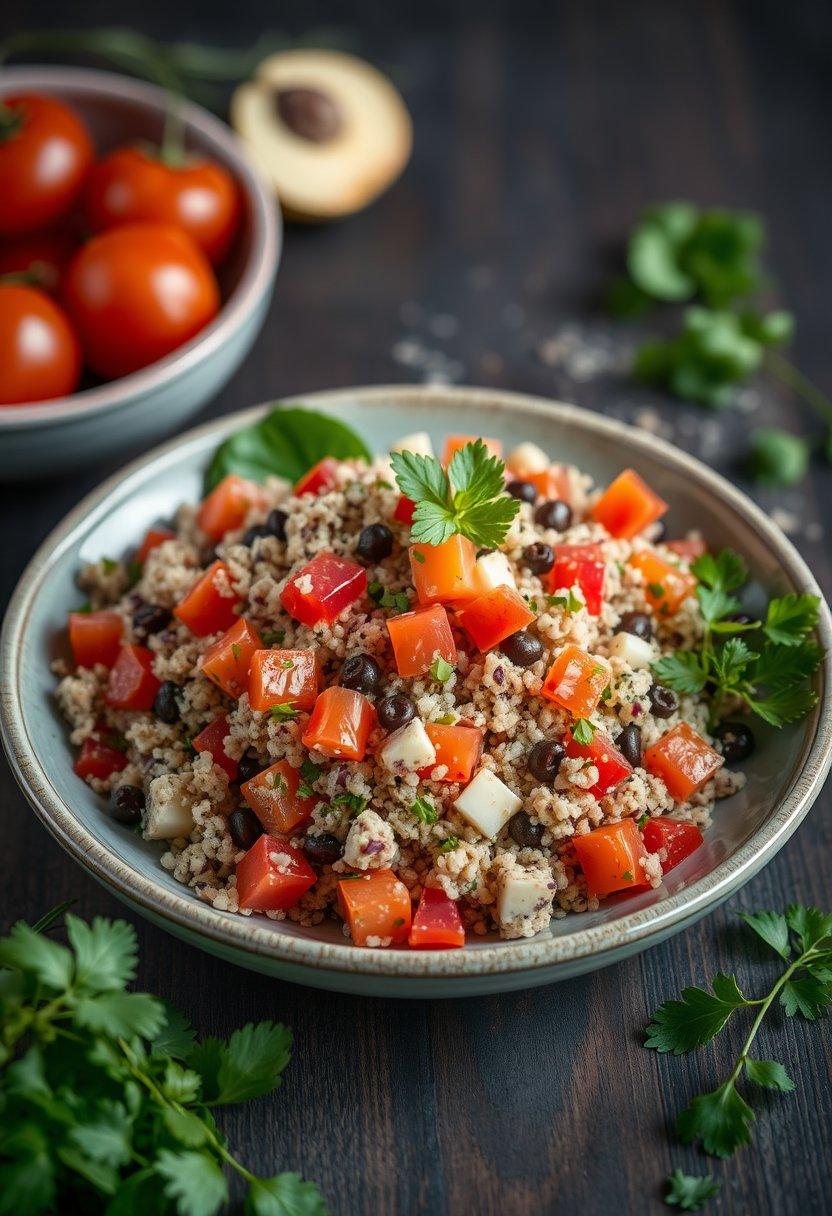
2, 2, 831, 1212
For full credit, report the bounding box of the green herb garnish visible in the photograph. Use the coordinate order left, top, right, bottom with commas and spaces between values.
269, 703, 299, 721
664, 1170, 720, 1211
331, 792, 368, 815
100, 557, 118, 574
390, 439, 520, 549
547, 590, 582, 613
434, 713, 456, 725
260, 628, 285, 647
572, 718, 596, 745
410, 796, 438, 825
127, 559, 143, 587
429, 656, 454, 683
437, 837, 459, 853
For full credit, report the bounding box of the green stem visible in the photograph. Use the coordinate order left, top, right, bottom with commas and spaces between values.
726, 949, 816, 1088
766, 350, 832, 429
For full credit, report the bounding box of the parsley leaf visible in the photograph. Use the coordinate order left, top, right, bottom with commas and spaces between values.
739, 910, 790, 960
66, 914, 138, 993
437, 836, 459, 853
676, 1081, 755, 1158
269, 703, 299, 721
411, 796, 438, 825
652, 651, 709, 695
763, 594, 820, 646
664, 1169, 720, 1211
744, 1058, 795, 1092
747, 427, 810, 488
156, 1149, 228, 1216
208, 1022, 293, 1106
572, 718, 596, 745
645, 974, 749, 1054
245, 1172, 328, 1216
429, 656, 454, 683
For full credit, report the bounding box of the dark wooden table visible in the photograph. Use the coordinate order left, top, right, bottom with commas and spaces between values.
2, 2, 831, 1212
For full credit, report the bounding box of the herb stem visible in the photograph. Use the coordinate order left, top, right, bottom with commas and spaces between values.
726, 954, 805, 1087
765, 351, 832, 429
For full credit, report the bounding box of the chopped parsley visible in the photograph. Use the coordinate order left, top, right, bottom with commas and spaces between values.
368, 582, 411, 614
412, 549, 426, 563
434, 713, 456, 725
429, 656, 454, 683
231, 643, 241, 661
331, 792, 368, 815
410, 796, 438, 825
438, 836, 459, 853
648, 581, 666, 598
637, 812, 650, 829
100, 557, 118, 574
127, 559, 143, 587
664, 1170, 720, 1211
260, 628, 285, 647
547, 589, 582, 613
269, 703, 299, 721
572, 718, 596, 745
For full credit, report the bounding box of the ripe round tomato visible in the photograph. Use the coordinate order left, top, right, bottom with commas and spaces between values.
0, 283, 82, 405
84, 147, 241, 265
0, 227, 78, 293
0, 94, 94, 237
62, 222, 221, 380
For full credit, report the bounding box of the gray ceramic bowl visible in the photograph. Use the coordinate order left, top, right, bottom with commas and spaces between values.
3, 386, 831, 997
0, 66, 281, 480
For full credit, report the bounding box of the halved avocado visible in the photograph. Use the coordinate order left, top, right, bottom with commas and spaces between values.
231, 49, 412, 221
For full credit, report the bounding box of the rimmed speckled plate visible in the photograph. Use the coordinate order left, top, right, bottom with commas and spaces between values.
3, 386, 831, 997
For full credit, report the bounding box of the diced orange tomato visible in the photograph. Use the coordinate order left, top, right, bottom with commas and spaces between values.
174, 561, 241, 637
523, 467, 571, 501
197, 474, 267, 541
418, 722, 483, 783
200, 617, 262, 698
629, 550, 697, 616
236, 834, 317, 911
294, 457, 339, 497
248, 649, 320, 712
409, 887, 465, 949
456, 585, 536, 651
541, 645, 611, 718
442, 435, 502, 465
564, 728, 633, 798
590, 469, 668, 539
280, 552, 367, 626
192, 716, 238, 781
337, 869, 412, 946
241, 759, 317, 835
105, 645, 160, 711
69, 610, 123, 669
572, 819, 649, 898
73, 734, 128, 781
393, 494, 416, 525
302, 687, 376, 760
644, 723, 722, 802
386, 604, 457, 678
665, 537, 707, 561
550, 544, 605, 615
137, 527, 175, 564
410, 534, 478, 606
642, 817, 704, 870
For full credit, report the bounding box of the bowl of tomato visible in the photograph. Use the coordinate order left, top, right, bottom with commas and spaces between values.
0, 66, 281, 479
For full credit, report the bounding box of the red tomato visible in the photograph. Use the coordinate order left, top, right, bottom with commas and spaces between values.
136, 527, 175, 564
0, 227, 78, 293
248, 649, 320, 712
197, 474, 267, 541
294, 457, 339, 497
409, 887, 465, 949
241, 760, 317, 835
68, 610, 123, 669
541, 645, 611, 718
442, 435, 502, 464
629, 550, 698, 617
192, 717, 238, 781
643, 723, 722, 801
0, 94, 93, 236
590, 469, 668, 539
418, 722, 483, 783
174, 561, 241, 637
62, 222, 220, 380
573, 819, 649, 898
550, 544, 605, 615
105, 645, 161, 711
0, 284, 81, 405
200, 617, 262, 698
456, 585, 536, 651
393, 495, 416, 525
410, 535, 478, 606
280, 552, 367, 627
236, 834, 317, 912
386, 604, 457, 678
642, 817, 703, 870
337, 869, 412, 946
84, 146, 241, 265
74, 734, 128, 781
564, 727, 633, 798
302, 687, 377, 761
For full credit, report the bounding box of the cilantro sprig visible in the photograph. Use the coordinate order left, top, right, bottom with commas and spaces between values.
390, 439, 520, 549
651, 548, 822, 728
0, 909, 327, 1215
646, 904, 832, 1159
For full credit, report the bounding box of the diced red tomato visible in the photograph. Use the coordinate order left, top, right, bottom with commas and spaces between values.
564, 727, 633, 798
541, 645, 611, 718
192, 716, 238, 781
629, 550, 697, 617
550, 544, 605, 615
665, 537, 707, 561
386, 604, 457, 678
418, 722, 483, 783
644, 723, 722, 802
200, 617, 262, 698
174, 561, 241, 637
241, 759, 317, 835
410, 535, 478, 605
573, 819, 649, 898
68, 610, 123, 669
105, 645, 160, 711
393, 494, 416, 525
337, 869, 412, 946
280, 552, 367, 627
137, 527, 175, 564
248, 649, 320, 712
590, 469, 668, 539
236, 834, 317, 911
302, 687, 376, 761
456, 585, 536, 651
294, 456, 339, 497
409, 887, 465, 949
642, 817, 704, 870
442, 435, 502, 465
523, 467, 571, 502
73, 734, 128, 781
197, 474, 267, 541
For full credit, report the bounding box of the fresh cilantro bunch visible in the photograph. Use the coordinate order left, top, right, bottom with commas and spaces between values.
390, 439, 520, 549
0, 906, 327, 1216
652, 548, 823, 727
646, 904, 832, 1159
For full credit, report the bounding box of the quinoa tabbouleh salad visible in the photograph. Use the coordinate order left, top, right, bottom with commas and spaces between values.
54, 404, 823, 949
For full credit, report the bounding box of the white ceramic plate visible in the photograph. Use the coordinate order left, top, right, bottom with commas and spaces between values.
3, 386, 831, 997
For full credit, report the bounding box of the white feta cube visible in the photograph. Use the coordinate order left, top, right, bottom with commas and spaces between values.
496, 867, 553, 931
390, 431, 434, 459
144, 773, 195, 841
379, 719, 436, 772
506, 441, 550, 475
608, 631, 654, 670
473, 550, 516, 593
453, 769, 522, 839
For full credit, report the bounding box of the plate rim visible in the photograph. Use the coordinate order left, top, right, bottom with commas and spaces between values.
3, 383, 832, 981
